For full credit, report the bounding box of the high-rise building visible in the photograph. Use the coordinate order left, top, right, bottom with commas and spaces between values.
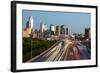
28, 16, 33, 29
44, 24, 47, 31
66, 27, 68, 35
50, 24, 55, 35
40, 22, 44, 33
85, 28, 90, 38
55, 25, 60, 36
39, 22, 48, 39
60, 25, 65, 34
40, 22, 47, 33
22, 16, 34, 38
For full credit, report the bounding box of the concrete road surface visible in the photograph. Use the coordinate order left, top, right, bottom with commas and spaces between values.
78, 43, 91, 59
27, 39, 91, 62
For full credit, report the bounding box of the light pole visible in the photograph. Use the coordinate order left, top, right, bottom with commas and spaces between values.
29, 16, 33, 59
30, 29, 33, 59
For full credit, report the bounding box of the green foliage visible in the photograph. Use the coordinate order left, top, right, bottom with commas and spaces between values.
23, 38, 57, 62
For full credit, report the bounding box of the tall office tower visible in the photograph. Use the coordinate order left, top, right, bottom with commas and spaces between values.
85, 28, 90, 38
29, 16, 33, 29
40, 22, 47, 33
40, 22, 44, 33
66, 27, 68, 35
44, 24, 48, 31
50, 24, 55, 35
22, 16, 34, 38
89, 28, 91, 38
55, 25, 60, 36
61, 25, 65, 34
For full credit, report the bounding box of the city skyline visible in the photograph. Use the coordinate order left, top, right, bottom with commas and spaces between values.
22, 10, 91, 34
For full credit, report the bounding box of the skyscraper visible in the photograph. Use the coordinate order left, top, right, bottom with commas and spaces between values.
61, 25, 65, 34
29, 16, 33, 29
85, 28, 90, 38
40, 22, 47, 33
55, 25, 60, 36
66, 27, 68, 35
22, 16, 34, 38
50, 24, 55, 35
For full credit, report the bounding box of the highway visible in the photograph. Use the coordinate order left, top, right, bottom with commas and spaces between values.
30, 41, 66, 62
27, 39, 91, 62
78, 43, 91, 59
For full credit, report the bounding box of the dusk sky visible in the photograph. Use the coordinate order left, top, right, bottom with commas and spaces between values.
22, 10, 91, 34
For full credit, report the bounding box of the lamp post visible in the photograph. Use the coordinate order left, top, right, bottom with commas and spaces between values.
29, 16, 33, 59
30, 30, 33, 59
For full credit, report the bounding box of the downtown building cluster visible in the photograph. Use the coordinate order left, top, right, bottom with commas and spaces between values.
22, 16, 90, 40
22, 16, 68, 40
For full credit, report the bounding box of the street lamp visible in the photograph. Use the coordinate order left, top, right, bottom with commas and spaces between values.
30, 30, 33, 59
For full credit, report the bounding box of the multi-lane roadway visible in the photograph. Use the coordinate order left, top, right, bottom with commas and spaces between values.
27, 39, 91, 62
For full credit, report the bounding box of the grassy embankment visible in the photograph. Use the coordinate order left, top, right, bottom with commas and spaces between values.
23, 38, 57, 62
